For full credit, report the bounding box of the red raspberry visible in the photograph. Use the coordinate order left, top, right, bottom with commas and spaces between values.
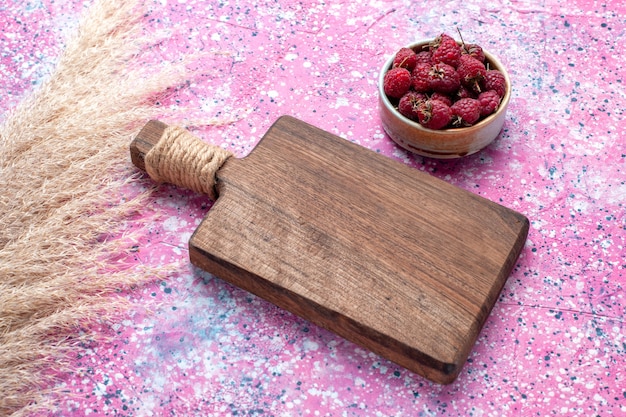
429, 33, 454, 48
457, 54, 487, 93
430, 92, 452, 107
417, 99, 452, 130
393, 47, 418, 71
398, 91, 428, 121
383, 67, 412, 99
428, 63, 460, 94
411, 62, 432, 93
462, 43, 485, 63
430, 33, 461, 67
484, 69, 507, 98
456, 84, 477, 100
451, 97, 481, 126
477, 90, 501, 117
415, 50, 432, 64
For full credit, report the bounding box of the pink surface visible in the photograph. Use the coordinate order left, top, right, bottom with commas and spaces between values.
2, 0, 625, 415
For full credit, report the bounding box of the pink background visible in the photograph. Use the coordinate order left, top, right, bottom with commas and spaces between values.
1, 0, 624, 415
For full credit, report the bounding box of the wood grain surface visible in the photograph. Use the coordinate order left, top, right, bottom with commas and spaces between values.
131, 116, 529, 384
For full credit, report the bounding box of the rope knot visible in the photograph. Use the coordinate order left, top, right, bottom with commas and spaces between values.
144, 125, 232, 200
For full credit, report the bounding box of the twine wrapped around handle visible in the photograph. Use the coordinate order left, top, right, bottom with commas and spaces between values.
136, 122, 233, 200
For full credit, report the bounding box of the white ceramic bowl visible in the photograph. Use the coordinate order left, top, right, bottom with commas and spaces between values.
378, 40, 511, 159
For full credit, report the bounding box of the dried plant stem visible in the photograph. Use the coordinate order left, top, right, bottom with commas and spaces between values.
0, 0, 197, 415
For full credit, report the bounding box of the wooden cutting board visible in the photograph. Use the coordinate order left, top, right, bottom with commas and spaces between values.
131, 116, 529, 384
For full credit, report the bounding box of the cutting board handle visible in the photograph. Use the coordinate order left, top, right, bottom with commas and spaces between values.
130, 120, 233, 200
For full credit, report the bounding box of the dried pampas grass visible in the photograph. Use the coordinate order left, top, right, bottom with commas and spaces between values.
0, 0, 201, 414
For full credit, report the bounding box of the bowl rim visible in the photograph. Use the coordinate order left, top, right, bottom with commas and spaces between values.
378, 39, 511, 135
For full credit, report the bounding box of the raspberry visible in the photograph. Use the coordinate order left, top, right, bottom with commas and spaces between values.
428, 63, 460, 94
484, 69, 507, 98
430, 33, 461, 67
415, 50, 432, 64
411, 63, 432, 93
383, 67, 412, 99
456, 84, 477, 100
462, 43, 485, 63
417, 99, 452, 130
451, 98, 481, 126
430, 92, 452, 107
430, 33, 456, 48
457, 54, 487, 93
398, 91, 428, 121
393, 47, 418, 71
477, 90, 501, 117
385, 35, 505, 130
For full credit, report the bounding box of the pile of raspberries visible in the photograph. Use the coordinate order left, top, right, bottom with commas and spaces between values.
383, 33, 507, 130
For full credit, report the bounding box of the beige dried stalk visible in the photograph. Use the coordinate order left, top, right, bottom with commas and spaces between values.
0, 0, 199, 415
